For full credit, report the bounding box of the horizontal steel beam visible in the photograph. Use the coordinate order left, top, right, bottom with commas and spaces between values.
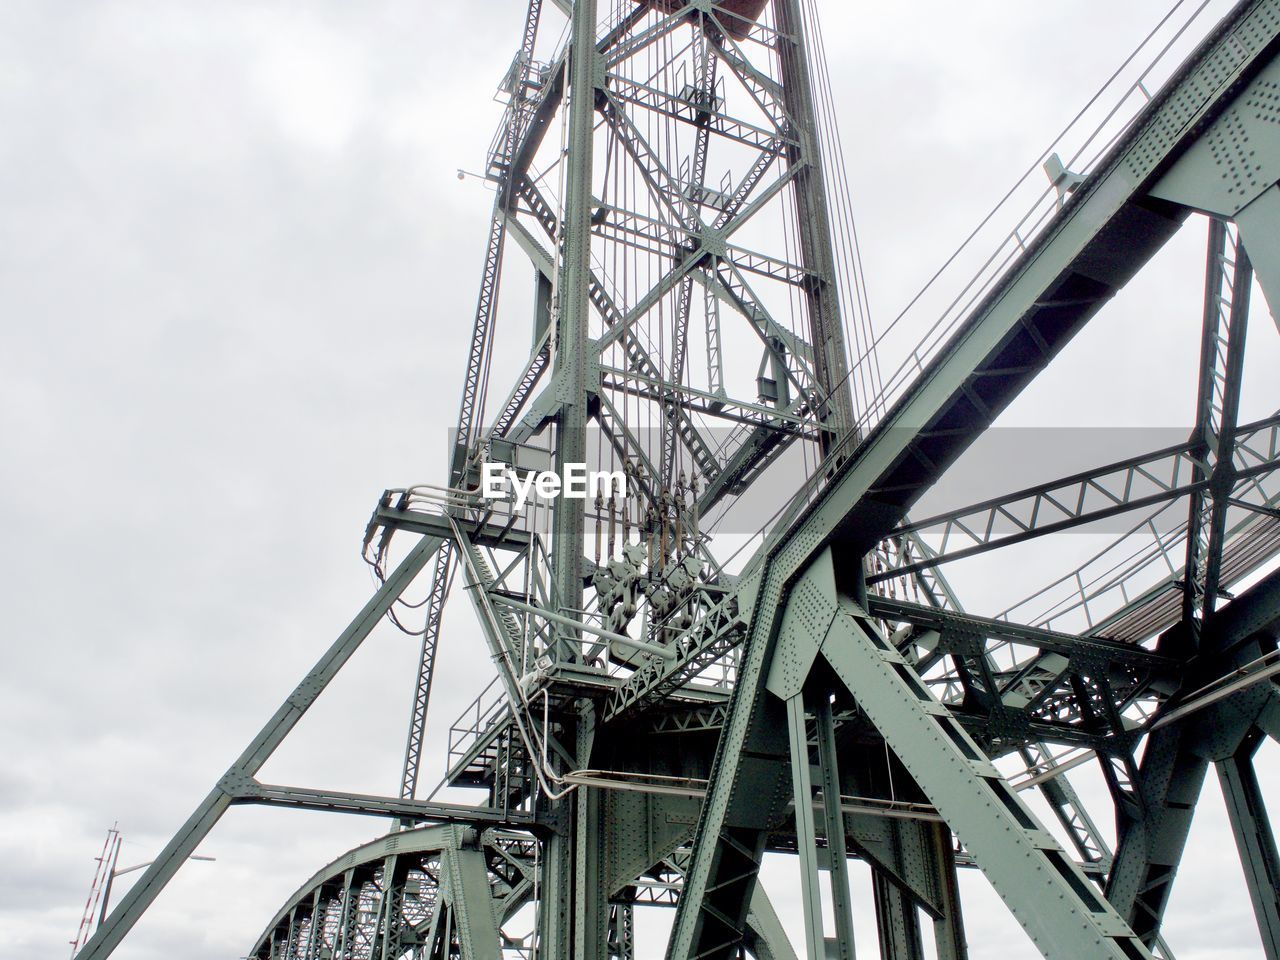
867, 595, 1177, 669
231, 780, 536, 826
368, 496, 532, 552
872, 413, 1280, 584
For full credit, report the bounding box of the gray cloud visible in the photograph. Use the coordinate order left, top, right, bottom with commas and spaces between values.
2, 2, 1275, 958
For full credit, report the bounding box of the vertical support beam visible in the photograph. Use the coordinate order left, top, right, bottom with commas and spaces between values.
1217, 732, 1280, 959
1184, 217, 1251, 641
379, 854, 404, 960
661, 27, 715, 490
305, 886, 324, 960
335, 869, 358, 960
445, 845, 503, 960
608, 902, 635, 959
283, 907, 299, 960
452, 213, 508, 481
1095, 212, 1258, 946
450, 0, 544, 480
928, 824, 968, 960
1105, 722, 1209, 948
815, 695, 857, 960
873, 870, 925, 960
574, 705, 609, 960
787, 693, 826, 960
550, 0, 598, 634
400, 540, 455, 818
772, 0, 855, 443
540, 822, 574, 958
705, 263, 725, 398
1202, 236, 1251, 611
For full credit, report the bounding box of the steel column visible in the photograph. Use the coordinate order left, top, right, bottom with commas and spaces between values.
815, 694, 858, 960
400, 540, 455, 814
873, 870, 925, 960
1104, 722, 1210, 947
549, 0, 597, 632
773, 0, 855, 442
1184, 217, 1252, 640
928, 825, 968, 960
574, 707, 609, 960
787, 692, 826, 960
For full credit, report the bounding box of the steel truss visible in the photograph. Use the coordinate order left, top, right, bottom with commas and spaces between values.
75, 2, 1280, 960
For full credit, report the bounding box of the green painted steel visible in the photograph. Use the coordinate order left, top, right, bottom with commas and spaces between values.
70, 3, 1280, 959
821, 604, 1155, 960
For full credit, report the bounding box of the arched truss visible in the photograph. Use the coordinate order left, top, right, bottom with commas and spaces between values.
75, 1, 1280, 959
246, 826, 538, 960
246, 826, 797, 960
248, 827, 490, 960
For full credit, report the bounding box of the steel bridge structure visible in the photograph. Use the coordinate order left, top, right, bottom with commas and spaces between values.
75, 1, 1280, 958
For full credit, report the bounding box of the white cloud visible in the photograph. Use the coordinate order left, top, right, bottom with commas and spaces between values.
3, 2, 1277, 958
246, 10, 371, 154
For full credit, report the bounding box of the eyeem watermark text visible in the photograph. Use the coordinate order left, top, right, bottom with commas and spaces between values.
481, 463, 627, 510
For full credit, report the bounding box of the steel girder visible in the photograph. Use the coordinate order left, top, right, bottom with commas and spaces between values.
1182, 218, 1252, 637
871, 411, 1280, 585
1103, 720, 1212, 948
546, 0, 597, 639
228, 782, 535, 827
867, 596, 1177, 673
660, 34, 715, 491
400, 539, 456, 811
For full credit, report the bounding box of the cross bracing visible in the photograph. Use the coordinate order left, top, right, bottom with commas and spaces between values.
73, 1, 1280, 959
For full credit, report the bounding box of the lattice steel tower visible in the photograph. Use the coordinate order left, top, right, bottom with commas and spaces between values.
76, 1, 1280, 958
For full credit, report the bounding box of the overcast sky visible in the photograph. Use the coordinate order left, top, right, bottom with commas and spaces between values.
3, 2, 1278, 958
